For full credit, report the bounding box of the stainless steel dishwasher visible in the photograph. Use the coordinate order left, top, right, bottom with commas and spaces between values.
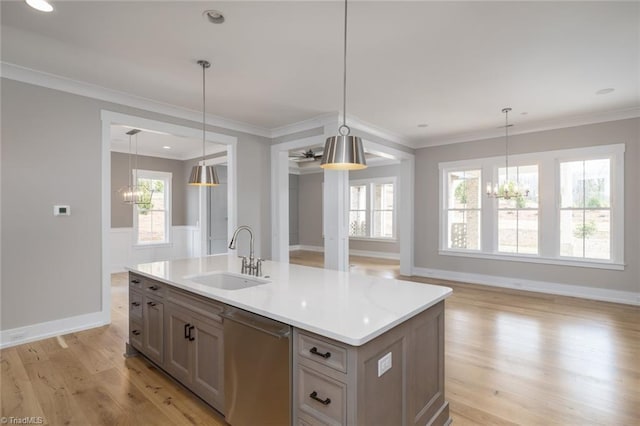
221, 307, 291, 426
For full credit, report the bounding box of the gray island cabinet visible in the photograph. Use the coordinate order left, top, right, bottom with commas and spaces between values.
127, 257, 450, 426
293, 303, 448, 426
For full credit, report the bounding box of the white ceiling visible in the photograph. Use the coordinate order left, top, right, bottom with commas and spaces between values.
110, 124, 227, 161
2, 1, 638, 148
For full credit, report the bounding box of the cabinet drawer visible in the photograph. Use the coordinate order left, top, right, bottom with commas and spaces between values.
129, 319, 143, 350
129, 291, 143, 320
144, 280, 166, 298
298, 333, 348, 374
298, 365, 347, 426
129, 273, 143, 290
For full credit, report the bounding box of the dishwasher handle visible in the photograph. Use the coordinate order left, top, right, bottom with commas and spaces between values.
220, 309, 291, 339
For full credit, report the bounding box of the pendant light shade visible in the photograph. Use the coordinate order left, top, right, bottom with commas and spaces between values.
320, 0, 367, 170
321, 134, 366, 170
189, 164, 219, 186
188, 59, 220, 186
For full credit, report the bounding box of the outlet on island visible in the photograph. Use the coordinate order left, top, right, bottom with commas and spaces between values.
378, 351, 392, 377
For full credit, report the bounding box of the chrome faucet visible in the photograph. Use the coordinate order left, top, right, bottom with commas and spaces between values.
228, 225, 262, 276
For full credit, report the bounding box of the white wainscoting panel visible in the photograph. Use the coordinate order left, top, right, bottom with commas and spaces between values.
110, 226, 199, 272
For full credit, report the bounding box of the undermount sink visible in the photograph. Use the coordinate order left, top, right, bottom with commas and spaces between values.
186, 272, 270, 290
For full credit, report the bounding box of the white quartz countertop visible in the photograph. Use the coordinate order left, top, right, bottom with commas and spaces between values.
127, 255, 452, 346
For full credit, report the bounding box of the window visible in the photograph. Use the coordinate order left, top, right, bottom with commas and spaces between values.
349, 184, 367, 237
134, 170, 172, 245
445, 170, 481, 250
559, 159, 611, 260
497, 165, 539, 254
349, 179, 396, 239
438, 144, 624, 269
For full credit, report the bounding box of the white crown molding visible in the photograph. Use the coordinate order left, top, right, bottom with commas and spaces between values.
1, 61, 272, 138
416, 106, 640, 149
5, 61, 636, 148
271, 113, 337, 139
347, 114, 413, 148
411, 267, 639, 306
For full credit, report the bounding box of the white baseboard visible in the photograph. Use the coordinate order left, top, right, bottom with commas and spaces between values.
349, 249, 400, 260
0, 310, 110, 349
289, 245, 399, 260
412, 267, 640, 306
290, 244, 324, 253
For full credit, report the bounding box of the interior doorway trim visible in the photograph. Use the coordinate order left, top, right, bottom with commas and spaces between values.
101, 110, 238, 323
270, 129, 415, 275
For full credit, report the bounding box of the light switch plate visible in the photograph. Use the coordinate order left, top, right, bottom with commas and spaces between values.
378, 352, 392, 377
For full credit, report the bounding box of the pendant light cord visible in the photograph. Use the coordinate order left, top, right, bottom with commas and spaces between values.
505, 108, 509, 182
128, 134, 133, 187
134, 133, 139, 186
202, 62, 206, 163
342, 0, 348, 128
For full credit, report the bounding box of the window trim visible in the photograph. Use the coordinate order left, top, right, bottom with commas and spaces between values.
438, 143, 625, 269
133, 169, 173, 247
349, 177, 397, 240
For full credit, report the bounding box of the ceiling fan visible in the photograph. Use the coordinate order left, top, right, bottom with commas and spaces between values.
289, 149, 323, 163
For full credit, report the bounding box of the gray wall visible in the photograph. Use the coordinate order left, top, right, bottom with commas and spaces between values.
415, 117, 640, 294
1, 78, 271, 330
111, 152, 188, 227
289, 174, 299, 245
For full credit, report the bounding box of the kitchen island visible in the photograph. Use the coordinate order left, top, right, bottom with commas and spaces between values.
126, 255, 452, 426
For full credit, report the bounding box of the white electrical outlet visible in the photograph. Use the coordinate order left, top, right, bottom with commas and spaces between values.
378, 352, 392, 377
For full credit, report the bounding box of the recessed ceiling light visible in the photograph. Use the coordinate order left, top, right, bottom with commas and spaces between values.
163, 146, 172, 150
203, 10, 225, 24
417, 123, 429, 128
596, 88, 615, 95
25, 0, 53, 12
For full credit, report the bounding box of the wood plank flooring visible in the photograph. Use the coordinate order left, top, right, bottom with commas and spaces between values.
2, 251, 638, 425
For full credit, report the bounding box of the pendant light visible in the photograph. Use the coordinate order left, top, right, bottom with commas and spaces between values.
486, 108, 529, 200
188, 60, 219, 186
320, 0, 367, 170
119, 129, 144, 204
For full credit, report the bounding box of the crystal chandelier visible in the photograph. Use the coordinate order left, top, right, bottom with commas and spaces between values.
118, 129, 144, 204
486, 108, 529, 200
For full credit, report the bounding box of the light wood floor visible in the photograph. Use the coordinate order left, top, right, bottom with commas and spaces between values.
2, 252, 638, 425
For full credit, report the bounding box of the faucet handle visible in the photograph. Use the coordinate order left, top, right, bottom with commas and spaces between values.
240, 256, 248, 274
256, 258, 263, 277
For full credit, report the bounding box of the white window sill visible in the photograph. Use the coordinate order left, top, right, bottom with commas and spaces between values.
349, 237, 398, 243
134, 242, 173, 250
438, 249, 625, 271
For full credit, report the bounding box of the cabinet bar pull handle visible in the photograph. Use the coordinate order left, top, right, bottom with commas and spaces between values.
188, 325, 195, 341
131, 302, 140, 307
131, 279, 140, 284
132, 330, 140, 336
309, 391, 331, 406
147, 301, 156, 307
149, 285, 159, 291
310, 347, 331, 359
184, 323, 191, 339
